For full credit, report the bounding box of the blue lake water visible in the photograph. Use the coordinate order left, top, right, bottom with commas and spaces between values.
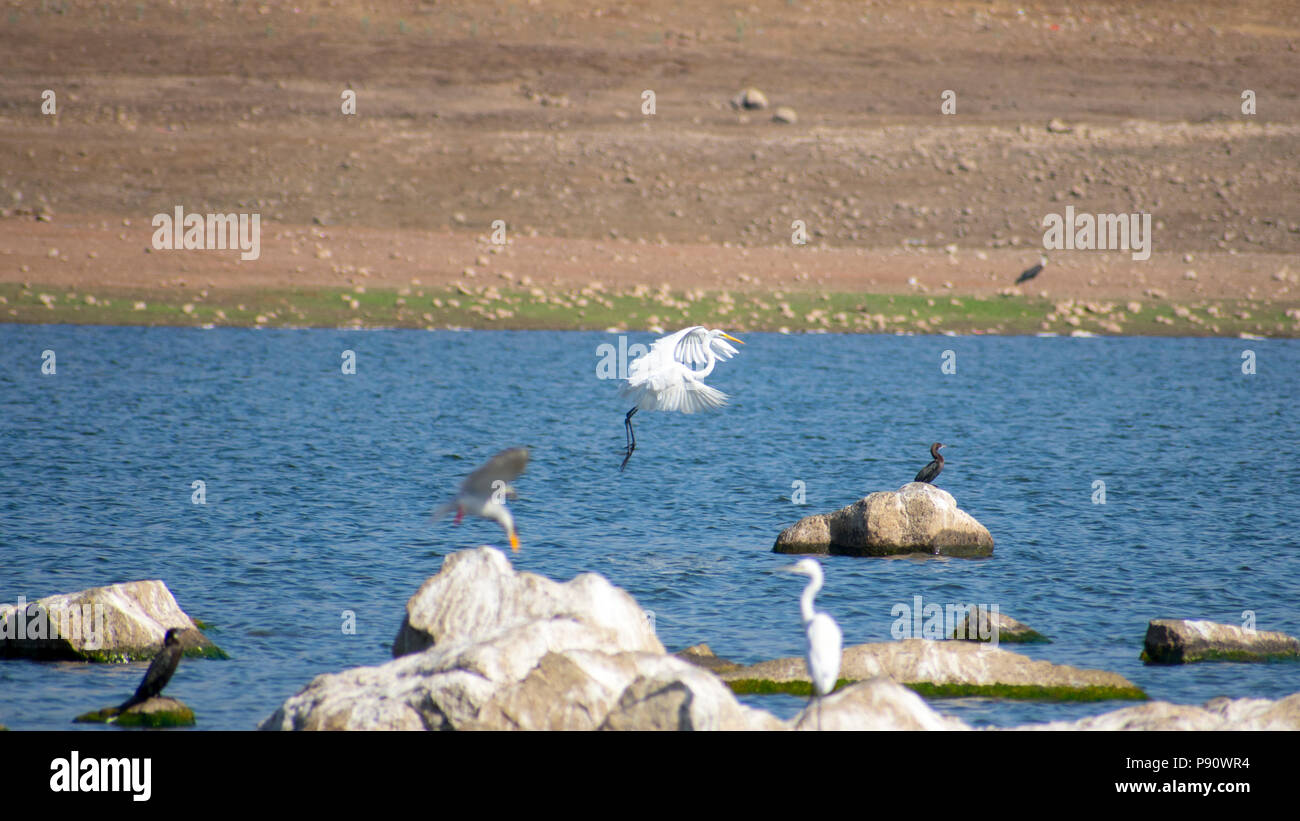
2, 325, 1298, 730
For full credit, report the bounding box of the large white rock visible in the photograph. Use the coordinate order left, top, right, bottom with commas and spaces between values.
774, 483, 994, 557
0, 580, 221, 661
392, 547, 662, 657
262, 548, 774, 731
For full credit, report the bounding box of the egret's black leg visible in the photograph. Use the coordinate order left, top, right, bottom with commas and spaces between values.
620, 407, 638, 471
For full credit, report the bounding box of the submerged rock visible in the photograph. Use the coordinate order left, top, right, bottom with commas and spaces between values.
773, 483, 994, 557
950, 607, 1049, 644
74, 696, 196, 728
0, 580, 224, 662
1141, 618, 1300, 664
264, 547, 776, 731
674, 643, 743, 674
1015, 693, 1300, 731
723, 639, 1144, 701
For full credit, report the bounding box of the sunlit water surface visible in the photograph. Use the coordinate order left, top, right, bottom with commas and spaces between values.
2, 326, 1297, 729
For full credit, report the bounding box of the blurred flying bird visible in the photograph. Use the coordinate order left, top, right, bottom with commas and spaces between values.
914, 442, 945, 484
1016, 255, 1048, 284
779, 559, 842, 730
618, 326, 744, 471
117, 628, 183, 713
433, 447, 529, 551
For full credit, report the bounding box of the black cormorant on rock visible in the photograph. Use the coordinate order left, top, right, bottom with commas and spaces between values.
914, 443, 945, 484
118, 628, 183, 712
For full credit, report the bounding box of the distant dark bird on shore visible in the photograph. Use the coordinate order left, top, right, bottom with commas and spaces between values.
117, 628, 183, 712
914, 443, 945, 484
1016, 255, 1048, 284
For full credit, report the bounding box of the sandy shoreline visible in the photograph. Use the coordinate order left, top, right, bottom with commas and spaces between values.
4, 214, 1297, 336
2, 0, 1298, 335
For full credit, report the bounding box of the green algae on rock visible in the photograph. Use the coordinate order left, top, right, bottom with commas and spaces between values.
728, 678, 1144, 702
949, 607, 1050, 644
74, 697, 196, 728
727, 678, 855, 697
904, 682, 1146, 702
721, 639, 1146, 702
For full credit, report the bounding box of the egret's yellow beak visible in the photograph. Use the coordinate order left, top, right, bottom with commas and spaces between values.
509, 531, 520, 552
721, 333, 745, 345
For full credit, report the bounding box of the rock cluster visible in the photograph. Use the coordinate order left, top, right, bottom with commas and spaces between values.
260, 548, 1300, 731
263, 548, 783, 730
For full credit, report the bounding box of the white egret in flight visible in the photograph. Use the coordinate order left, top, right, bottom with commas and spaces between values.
618, 325, 744, 470
432, 447, 529, 552
779, 558, 843, 730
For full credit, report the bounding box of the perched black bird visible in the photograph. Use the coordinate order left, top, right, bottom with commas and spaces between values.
1015, 255, 1048, 285
914, 443, 945, 484
117, 628, 183, 712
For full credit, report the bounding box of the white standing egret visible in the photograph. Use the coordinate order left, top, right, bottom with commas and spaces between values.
432, 447, 529, 552
779, 558, 843, 730
618, 325, 744, 470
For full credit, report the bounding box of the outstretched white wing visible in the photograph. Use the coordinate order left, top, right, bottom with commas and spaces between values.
627, 325, 704, 381
620, 326, 741, 412
670, 326, 711, 369
648, 379, 728, 413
